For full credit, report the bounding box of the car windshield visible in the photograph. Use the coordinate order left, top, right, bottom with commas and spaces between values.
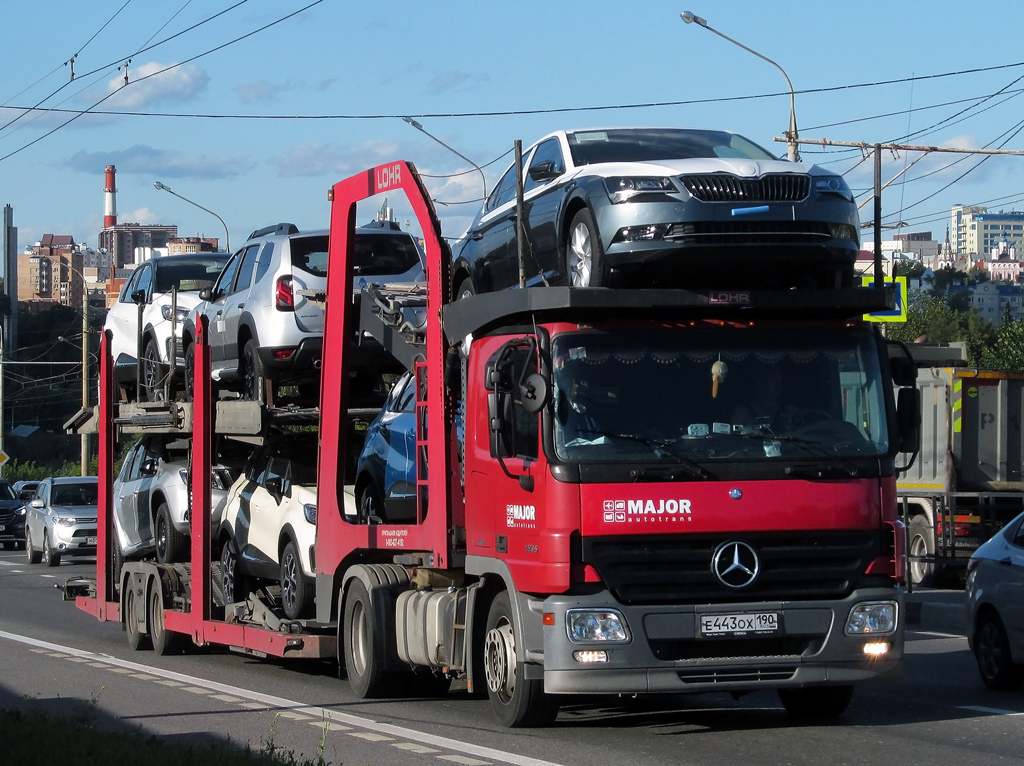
552, 325, 890, 463
51, 483, 99, 506
566, 128, 777, 165
154, 257, 229, 292
0, 483, 14, 501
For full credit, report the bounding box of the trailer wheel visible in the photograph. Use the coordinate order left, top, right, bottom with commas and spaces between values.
155, 503, 187, 565
483, 592, 558, 727
149, 579, 187, 656
975, 612, 1024, 690
567, 208, 606, 288
908, 515, 936, 588
124, 585, 150, 651
343, 578, 394, 698
280, 541, 313, 619
778, 685, 854, 718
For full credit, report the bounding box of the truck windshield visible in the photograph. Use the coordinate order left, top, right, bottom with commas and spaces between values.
552, 325, 889, 463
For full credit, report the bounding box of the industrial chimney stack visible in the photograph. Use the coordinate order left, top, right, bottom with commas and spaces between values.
103, 164, 117, 228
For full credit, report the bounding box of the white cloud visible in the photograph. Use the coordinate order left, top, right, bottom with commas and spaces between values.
234, 80, 288, 104
66, 145, 252, 180
103, 62, 209, 110
125, 207, 158, 224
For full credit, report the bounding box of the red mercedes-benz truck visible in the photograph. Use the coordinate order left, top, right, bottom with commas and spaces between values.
74, 160, 917, 728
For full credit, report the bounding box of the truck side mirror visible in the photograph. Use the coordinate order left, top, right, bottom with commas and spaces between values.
896, 387, 921, 455
488, 392, 515, 458
890, 356, 917, 388
519, 373, 549, 414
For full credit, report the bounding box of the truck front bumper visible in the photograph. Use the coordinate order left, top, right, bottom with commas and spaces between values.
541, 587, 903, 695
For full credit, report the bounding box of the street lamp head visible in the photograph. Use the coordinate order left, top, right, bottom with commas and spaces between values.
402, 116, 424, 131
154, 181, 169, 191
680, 10, 707, 26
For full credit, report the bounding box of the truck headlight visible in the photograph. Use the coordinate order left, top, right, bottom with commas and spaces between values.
566, 609, 630, 643
845, 601, 898, 635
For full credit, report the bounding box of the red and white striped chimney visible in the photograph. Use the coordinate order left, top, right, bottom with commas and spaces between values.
103, 164, 117, 228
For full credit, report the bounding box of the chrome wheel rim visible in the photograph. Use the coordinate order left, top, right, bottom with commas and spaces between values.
350, 599, 369, 677
909, 533, 928, 584
143, 344, 164, 402
221, 545, 237, 603
484, 617, 517, 701
569, 222, 593, 287
281, 551, 298, 613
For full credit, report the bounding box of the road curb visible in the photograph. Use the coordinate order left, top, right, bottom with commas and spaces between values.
906, 600, 966, 635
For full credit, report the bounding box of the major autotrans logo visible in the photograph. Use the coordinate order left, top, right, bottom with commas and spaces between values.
603, 498, 693, 524
507, 504, 537, 528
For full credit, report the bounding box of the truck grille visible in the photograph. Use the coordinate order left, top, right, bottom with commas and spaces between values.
664, 220, 832, 246
650, 636, 816, 662
680, 174, 809, 202
582, 532, 879, 605
677, 666, 797, 684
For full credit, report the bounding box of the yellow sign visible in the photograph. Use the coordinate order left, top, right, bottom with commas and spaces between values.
0, 450, 9, 467
861, 275, 908, 323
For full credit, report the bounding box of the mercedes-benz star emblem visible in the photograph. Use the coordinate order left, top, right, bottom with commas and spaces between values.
711, 541, 760, 589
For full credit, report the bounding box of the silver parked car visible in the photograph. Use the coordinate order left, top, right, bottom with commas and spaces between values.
182, 221, 423, 402
103, 254, 229, 402
113, 435, 236, 567
25, 477, 99, 567
966, 510, 1024, 690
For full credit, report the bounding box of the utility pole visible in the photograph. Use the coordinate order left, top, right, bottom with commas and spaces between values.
81, 284, 89, 475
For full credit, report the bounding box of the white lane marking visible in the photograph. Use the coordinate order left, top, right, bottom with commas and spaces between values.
958, 705, 1024, 716
437, 757, 490, 766
156, 680, 185, 688
211, 694, 245, 703
349, 731, 393, 742
0, 561, 19, 566
181, 686, 213, 694
278, 711, 313, 721
394, 742, 441, 754
39, 575, 56, 579
311, 721, 351, 732
911, 630, 967, 639
0, 628, 564, 766
240, 702, 270, 710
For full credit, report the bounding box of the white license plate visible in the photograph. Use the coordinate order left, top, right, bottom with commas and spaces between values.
86, 536, 97, 546
700, 612, 779, 637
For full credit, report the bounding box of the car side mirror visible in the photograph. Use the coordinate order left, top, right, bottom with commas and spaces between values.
198, 286, 213, 301
528, 161, 560, 182
140, 458, 157, 477
30, 498, 43, 509
131, 288, 147, 305
265, 476, 284, 503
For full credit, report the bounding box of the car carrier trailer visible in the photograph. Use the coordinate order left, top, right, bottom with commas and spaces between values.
70, 159, 916, 727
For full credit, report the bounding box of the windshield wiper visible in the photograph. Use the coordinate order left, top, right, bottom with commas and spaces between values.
576, 429, 713, 480
729, 431, 860, 477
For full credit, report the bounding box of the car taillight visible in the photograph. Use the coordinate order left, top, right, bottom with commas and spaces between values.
276, 275, 294, 311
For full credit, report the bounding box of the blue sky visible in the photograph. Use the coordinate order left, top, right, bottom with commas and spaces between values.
3, 0, 1024, 254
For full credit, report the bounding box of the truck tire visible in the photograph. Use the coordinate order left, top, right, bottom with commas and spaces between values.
280, 540, 313, 620
778, 685, 854, 718
908, 515, 936, 588
155, 503, 187, 565
149, 579, 188, 656
125, 585, 150, 651
343, 578, 394, 698
483, 591, 559, 727
975, 612, 1024, 690
567, 208, 606, 288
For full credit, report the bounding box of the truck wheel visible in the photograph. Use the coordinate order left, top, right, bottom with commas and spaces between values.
142, 339, 166, 402
483, 592, 559, 727
344, 578, 394, 698
220, 539, 249, 605
149, 579, 187, 656
778, 685, 854, 718
567, 208, 606, 288
155, 503, 187, 565
280, 541, 313, 619
124, 585, 150, 651
42, 531, 60, 567
975, 612, 1024, 690
25, 527, 40, 564
908, 515, 936, 588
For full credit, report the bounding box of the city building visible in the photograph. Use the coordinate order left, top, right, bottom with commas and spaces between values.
98, 223, 177, 269
950, 205, 1024, 256
948, 282, 1024, 326
168, 236, 220, 255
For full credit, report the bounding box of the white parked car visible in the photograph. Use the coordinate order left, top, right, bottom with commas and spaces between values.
966, 511, 1024, 690
104, 254, 228, 402
218, 430, 319, 619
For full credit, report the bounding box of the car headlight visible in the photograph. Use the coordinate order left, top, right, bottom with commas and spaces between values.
566, 609, 630, 643
845, 601, 898, 635
303, 503, 317, 524
814, 175, 854, 201
605, 177, 675, 204
161, 305, 191, 322
53, 515, 78, 527
14, 506, 26, 516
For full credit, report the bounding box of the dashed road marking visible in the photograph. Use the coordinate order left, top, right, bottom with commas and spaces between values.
0, 561, 18, 566
437, 756, 491, 766
310, 721, 351, 732
155, 680, 185, 687
349, 731, 393, 742
240, 701, 270, 710
108, 667, 134, 674
393, 742, 441, 754
65, 656, 89, 663
0, 628, 563, 766
211, 694, 245, 704
132, 673, 159, 681
38, 574, 56, 579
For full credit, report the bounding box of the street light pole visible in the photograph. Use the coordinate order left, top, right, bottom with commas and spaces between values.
153, 181, 231, 253
402, 117, 488, 203
680, 10, 800, 162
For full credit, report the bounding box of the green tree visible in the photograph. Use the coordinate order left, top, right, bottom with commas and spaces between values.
980, 318, 1024, 370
